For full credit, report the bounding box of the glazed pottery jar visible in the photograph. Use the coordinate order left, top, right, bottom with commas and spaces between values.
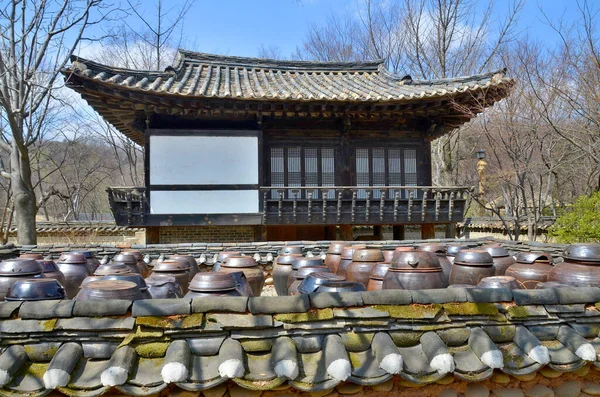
55, 253, 91, 298
122, 250, 150, 277
280, 246, 303, 255
272, 254, 302, 296
449, 250, 495, 285
94, 263, 131, 276
19, 253, 43, 259
0, 258, 45, 300
481, 245, 516, 276
298, 272, 345, 294
346, 249, 385, 288
170, 255, 200, 278
152, 260, 192, 294
383, 250, 447, 290
103, 274, 152, 299
35, 258, 66, 286
213, 251, 240, 272
548, 244, 600, 287
185, 272, 241, 298
336, 245, 366, 278
315, 281, 366, 292
229, 271, 254, 296
367, 263, 390, 291
505, 252, 554, 289
6, 279, 65, 301
446, 244, 469, 265
382, 250, 396, 264
288, 257, 325, 288
219, 256, 264, 296
477, 276, 521, 289
70, 251, 101, 273
288, 266, 331, 295
76, 280, 144, 301
419, 244, 452, 284
325, 241, 346, 272
146, 275, 183, 299
110, 254, 141, 274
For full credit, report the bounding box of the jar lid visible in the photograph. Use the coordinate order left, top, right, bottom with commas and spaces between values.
327, 241, 346, 255
370, 263, 390, 279
315, 281, 366, 293
453, 250, 494, 266
222, 256, 258, 268
70, 251, 94, 259
563, 244, 600, 263
298, 272, 345, 294
481, 244, 510, 258
341, 245, 366, 259
0, 258, 44, 276
103, 274, 148, 291
78, 280, 141, 300
418, 244, 447, 254
57, 253, 87, 265
189, 272, 236, 292
352, 248, 384, 262
111, 254, 137, 265
515, 252, 553, 265
217, 251, 241, 262
446, 245, 469, 256
295, 265, 330, 279
276, 254, 303, 265
94, 263, 131, 276
280, 246, 303, 255
171, 255, 197, 268
291, 257, 324, 270
5, 279, 65, 301
477, 276, 520, 289
19, 253, 43, 260
390, 251, 441, 270
37, 259, 59, 273
122, 250, 143, 261
153, 260, 191, 272
145, 275, 178, 287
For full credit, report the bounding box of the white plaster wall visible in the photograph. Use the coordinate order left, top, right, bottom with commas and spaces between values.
150, 135, 258, 185
150, 190, 259, 214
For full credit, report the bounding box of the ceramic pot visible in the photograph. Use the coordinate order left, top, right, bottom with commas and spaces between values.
336, 245, 366, 278
6, 279, 65, 301
367, 263, 390, 291
288, 257, 325, 288
548, 244, 600, 287
170, 255, 200, 279
36, 259, 66, 286
382, 250, 395, 264
446, 244, 469, 265
383, 250, 446, 290
145, 275, 183, 299
272, 254, 302, 296
103, 274, 152, 299
110, 254, 141, 274
506, 252, 554, 289
229, 271, 254, 297
219, 256, 264, 296
70, 251, 101, 273
315, 281, 366, 293
481, 245, 516, 276
185, 272, 241, 298
325, 241, 345, 272
0, 258, 46, 300
289, 266, 331, 295
152, 260, 191, 294
298, 272, 345, 294
419, 244, 452, 284
213, 251, 240, 272
477, 276, 521, 289
346, 249, 384, 288
449, 250, 495, 286
94, 263, 131, 276
280, 246, 303, 255
55, 254, 91, 299
76, 280, 144, 301
122, 250, 150, 277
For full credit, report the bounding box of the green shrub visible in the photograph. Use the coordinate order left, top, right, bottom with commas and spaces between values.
549, 192, 600, 243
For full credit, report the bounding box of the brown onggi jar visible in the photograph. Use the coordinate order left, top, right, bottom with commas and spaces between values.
0, 258, 45, 301
449, 250, 495, 286
505, 252, 554, 289
122, 250, 150, 277
146, 275, 183, 299
325, 241, 346, 273
298, 272, 345, 294
346, 248, 384, 288
76, 280, 144, 301
213, 251, 240, 272
171, 255, 200, 279
288, 257, 325, 288
446, 244, 469, 265
419, 244, 451, 284
152, 260, 192, 295
549, 244, 600, 287
383, 250, 446, 290
185, 272, 241, 298
272, 254, 302, 296
55, 253, 91, 299
219, 256, 264, 297
289, 266, 330, 295
70, 251, 101, 273
110, 254, 141, 274
336, 245, 366, 278
481, 245, 516, 276
367, 263, 390, 291
36, 258, 66, 286
280, 246, 303, 255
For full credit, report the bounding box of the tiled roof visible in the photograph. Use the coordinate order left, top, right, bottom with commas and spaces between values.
1, 288, 600, 396
66, 50, 512, 102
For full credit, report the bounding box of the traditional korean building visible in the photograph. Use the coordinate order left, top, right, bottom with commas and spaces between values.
63, 51, 513, 243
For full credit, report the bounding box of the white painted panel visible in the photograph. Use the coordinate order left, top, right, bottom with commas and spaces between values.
150, 190, 259, 214
150, 135, 258, 185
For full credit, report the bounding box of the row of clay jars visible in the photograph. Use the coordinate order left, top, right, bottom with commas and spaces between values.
346, 249, 385, 288
505, 252, 554, 289
449, 250, 495, 285
287, 257, 324, 289
481, 245, 516, 275
325, 241, 345, 273
366, 247, 414, 291
419, 244, 452, 284
272, 254, 302, 296
289, 265, 330, 295
20, 253, 66, 286
217, 256, 265, 296
548, 244, 600, 287
383, 251, 447, 290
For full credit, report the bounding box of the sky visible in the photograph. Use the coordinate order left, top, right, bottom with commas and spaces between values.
113, 0, 582, 61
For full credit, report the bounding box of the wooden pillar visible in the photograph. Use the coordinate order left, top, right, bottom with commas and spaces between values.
340, 225, 353, 241
392, 225, 405, 241
145, 227, 160, 244
324, 226, 337, 240
445, 223, 456, 239
373, 225, 383, 240
421, 224, 435, 240
254, 226, 268, 242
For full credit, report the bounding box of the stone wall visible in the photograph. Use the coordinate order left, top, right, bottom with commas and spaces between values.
158, 225, 255, 243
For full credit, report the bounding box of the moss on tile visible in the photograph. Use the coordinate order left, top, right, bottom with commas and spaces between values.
389, 331, 423, 346
506, 305, 533, 318
135, 313, 204, 329
26, 362, 48, 378
135, 342, 169, 358
443, 302, 499, 316
24, 344, 59, 360
340, 332, 374, 351
41, 318, 57, 331
348, 351, 364, 369
119, 325, 164, 347
274, 309, 333, 323
372, 304, 442, 319
233, 377, 285, 391
240, 339, 274, 352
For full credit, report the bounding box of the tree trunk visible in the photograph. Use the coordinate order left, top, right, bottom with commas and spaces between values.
10, 143, 37, 245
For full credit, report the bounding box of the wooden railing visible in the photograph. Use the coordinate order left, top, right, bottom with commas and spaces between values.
106, 187, 147, 226
260, 186, 471, 225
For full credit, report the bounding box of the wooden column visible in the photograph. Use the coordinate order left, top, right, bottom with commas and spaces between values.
393, 225, 405, 240
373, 225, 383, 240
445, 224, 456, 238
340, 225, 353, 241
145, 227, 160, 244
324, 226, 337, 240
421, 224, 435, 240
254, 226, 268, 242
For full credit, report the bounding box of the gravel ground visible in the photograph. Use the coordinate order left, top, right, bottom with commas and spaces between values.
261, 284, 276, 296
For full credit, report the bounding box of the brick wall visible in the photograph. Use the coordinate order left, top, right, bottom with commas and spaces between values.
158, 226, 255, 243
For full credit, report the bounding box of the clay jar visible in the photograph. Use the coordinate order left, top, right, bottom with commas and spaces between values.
55, 253, 91, 299
298, 272, 345, 294
367, 263, 390, 291
151, 260, 192, 295
219, 256, 264, 296
0, 258, 45, 301
170, 255, 200, 279
6, 279, 65, 301
122, 250, 150, 277
76, 280, 144, 301
505, 252, 554, 289
110, 254, 141, 274
383, 250, 447, 290
316, 281, 366, 293
289, 266, 331, 295
419, 244, 452, 284
481, 245, 516, 276
185, 272, 241, 298
548, 244, 600, 287
446, 244, 469, 265
280, 246, 303, 255
336, 245, 366, 278
94, 263, 131, 276
213, 251, 240, 272
382, 250, 396, 264
70, 251, 101, 273
449, 250, 495, 286
103, 274, 152, 299
346, 249, 385, 288
288, 257, 325, 288
325, 241, 346, 273
272, 254, 302, 296
477, 276, 521, 289
146, 275, 183, 299
25, 256, 66, 286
